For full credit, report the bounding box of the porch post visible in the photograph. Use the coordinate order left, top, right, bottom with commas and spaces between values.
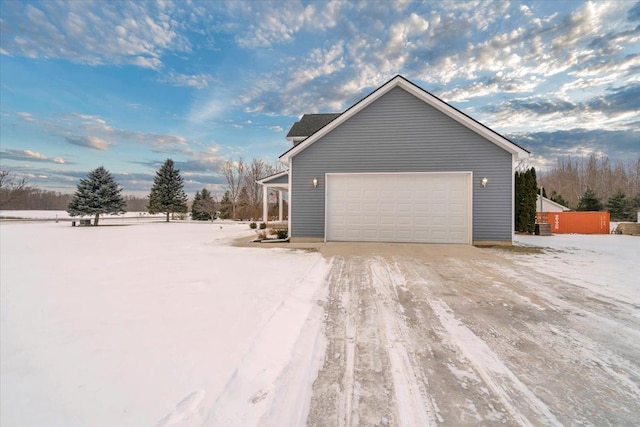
263, 186, 269, 222
278, 190, 283, 222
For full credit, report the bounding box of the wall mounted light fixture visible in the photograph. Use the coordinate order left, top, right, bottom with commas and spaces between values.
312, 177, 318, 188
481, 177, 488, 187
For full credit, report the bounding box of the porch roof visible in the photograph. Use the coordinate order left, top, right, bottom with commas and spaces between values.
257, 170, 289, 191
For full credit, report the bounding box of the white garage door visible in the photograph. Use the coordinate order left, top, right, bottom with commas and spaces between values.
326, 172, 471, 244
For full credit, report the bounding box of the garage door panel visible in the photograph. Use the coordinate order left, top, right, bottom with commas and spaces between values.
326, 173, 470, 244
380, 216, 395, 226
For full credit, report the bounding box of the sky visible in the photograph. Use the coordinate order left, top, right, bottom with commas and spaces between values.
1, 0, 639, 197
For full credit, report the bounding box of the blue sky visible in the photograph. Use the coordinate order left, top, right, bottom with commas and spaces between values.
1, 0, 639, 197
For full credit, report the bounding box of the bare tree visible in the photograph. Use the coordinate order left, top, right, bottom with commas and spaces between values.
220, 157, 246, 220
200, 194, 218, 222
244, 158, 270, 220
0, 170, 35, 209
539, 155, 640, 209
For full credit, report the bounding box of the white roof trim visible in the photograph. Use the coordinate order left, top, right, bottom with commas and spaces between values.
280, 75, 530, 166
286, 136, 306, 143
256, 170, 289, 185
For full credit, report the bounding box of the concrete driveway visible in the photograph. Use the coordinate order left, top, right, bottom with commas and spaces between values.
306, 242, 640, 426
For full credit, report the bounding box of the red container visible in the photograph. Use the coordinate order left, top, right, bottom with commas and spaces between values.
542, 212, 610, 234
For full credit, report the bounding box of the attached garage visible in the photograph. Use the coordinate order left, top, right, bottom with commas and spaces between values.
326, 172, 471, 244
263, 75, 531, 245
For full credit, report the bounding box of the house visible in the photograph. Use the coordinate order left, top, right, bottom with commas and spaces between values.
536, 195, 570, 213
259, 75, 530, 245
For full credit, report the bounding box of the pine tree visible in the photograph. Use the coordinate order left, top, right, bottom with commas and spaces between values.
191, 190, 204, 220
67, 166, 126, 226
550, 190, 569, 208
147, 159, 188, 222
577, 188, 603, 211
515, 168, 537, 233
606, 190, 630, 221
192, 188, 216, 221
218, 191, 232, 219
237, 186, 250, 220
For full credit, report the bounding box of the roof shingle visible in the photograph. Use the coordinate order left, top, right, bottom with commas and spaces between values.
286, 113, 341, 139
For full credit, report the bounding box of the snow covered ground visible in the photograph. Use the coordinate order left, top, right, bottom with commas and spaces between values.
513, 233, 639, 304
2, 219, 639, 426
1, 220, 328, 426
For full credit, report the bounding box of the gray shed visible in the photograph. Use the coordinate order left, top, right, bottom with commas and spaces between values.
262, 75, 530, 245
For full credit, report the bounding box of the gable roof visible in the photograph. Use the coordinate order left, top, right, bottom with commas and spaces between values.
280, 75, 530, 165
286, 113, 341, 143
537, 195, 570, 211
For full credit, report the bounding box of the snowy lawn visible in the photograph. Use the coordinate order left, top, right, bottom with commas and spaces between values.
513, 233, 639, 304
1, 220, 329, 426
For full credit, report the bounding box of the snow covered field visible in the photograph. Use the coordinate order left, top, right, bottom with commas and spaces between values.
1, 220, 328, 426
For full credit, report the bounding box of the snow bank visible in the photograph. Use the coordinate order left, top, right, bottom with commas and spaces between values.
0, 221, 329, 426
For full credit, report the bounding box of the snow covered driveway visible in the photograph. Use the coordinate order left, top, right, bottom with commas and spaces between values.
309, 238, 640, 426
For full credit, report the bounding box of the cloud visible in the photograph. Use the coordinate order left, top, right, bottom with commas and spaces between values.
16, 112, 36, 122
58, 113, 191, 153
439, 73, 541, 102
159, 71, 212, 89
12, 111, 192, 154
133, 146, 223, 175
0, 149, 71, 164
1, 1, 190, 69
233, 1, 345, 48
510, 129, 640, 167
482, 84, 640, 133
588, 84, 640, 114
629, 1, 640, 21
65, 135, 109, 151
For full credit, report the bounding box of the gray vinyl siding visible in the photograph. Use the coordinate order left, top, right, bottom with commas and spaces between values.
290, 86, 513, 242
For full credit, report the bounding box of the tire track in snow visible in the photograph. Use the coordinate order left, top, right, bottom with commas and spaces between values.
428, 298, 563, 427
368, 258, 437, 426
478, 259, 640, 409
341, 260, 357, 427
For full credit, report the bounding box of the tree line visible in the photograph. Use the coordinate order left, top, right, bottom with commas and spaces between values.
539, 155, 640, 216
2, 155, 283, 224
515, 155, 640, 232
0, 170, 150, 211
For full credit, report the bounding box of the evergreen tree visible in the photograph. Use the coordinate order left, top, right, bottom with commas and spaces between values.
515, 168, 537, 233
537, 187, 547, 198
606, 190, 631, 221
577, 187, 603, 211
147, 159, 188, 222
237, 186, 250, 220
192, 188, 215, 221
191, 190, 203, 220
218, 191, 232, 219
67, 166, 126, 226
550, 190, 569, 209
